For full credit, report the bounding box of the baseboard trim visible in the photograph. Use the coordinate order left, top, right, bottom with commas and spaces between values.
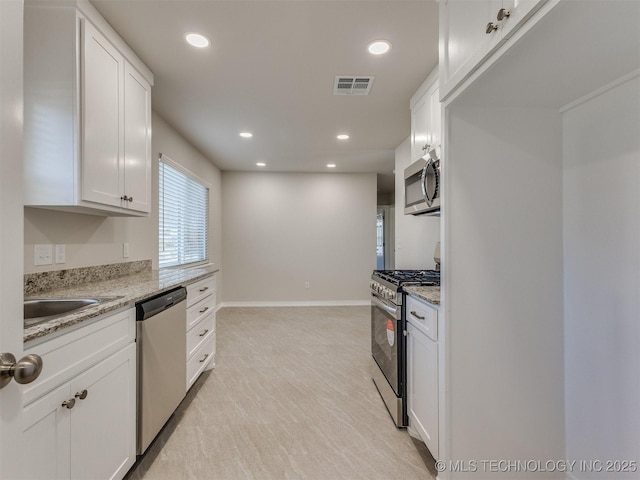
218, 300, 371, 308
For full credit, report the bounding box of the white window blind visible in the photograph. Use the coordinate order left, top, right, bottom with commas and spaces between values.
159, 155, 209, 268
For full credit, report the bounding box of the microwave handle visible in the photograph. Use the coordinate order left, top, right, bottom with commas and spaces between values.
421, 159, 440, 208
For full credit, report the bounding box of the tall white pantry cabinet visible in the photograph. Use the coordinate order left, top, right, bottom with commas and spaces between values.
438, 1, 640, 477
24, 0, 153, 216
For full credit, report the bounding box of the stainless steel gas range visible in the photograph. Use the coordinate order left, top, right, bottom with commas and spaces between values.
370, 270, 440, 427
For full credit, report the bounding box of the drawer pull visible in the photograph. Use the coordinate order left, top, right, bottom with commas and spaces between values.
410, 310, 425, 320
199, 329, 209, 337
199, 353, 210, 363
75, 389, 88, 400
199, 287, 209, 293
199, 306, 209, 314
62, 399, 75, 409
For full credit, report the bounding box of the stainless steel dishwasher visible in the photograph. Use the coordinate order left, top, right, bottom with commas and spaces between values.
136, 286, 187, 455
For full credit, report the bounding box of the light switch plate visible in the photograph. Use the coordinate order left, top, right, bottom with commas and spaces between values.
34, 244, 53, 266
55, 244, 66, 264
123, 243, 130, 258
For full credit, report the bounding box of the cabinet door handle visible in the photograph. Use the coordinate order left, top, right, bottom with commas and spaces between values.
199, 329, 209, 337
486, 22, 498, 34
199, 307, 209, 314
75, 389, 88, 400
199, 353, 210, 363
497, 8, 511, 20
62, 398, 76, 409
410, 310, 425, 320
199, 287, 209, 292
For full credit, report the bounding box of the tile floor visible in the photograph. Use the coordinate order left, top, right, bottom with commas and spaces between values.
125, 306, 436, 480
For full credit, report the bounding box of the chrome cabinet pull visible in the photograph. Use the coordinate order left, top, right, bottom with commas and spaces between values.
497, 8, 511, 20
199, 353, 210, 363
486, 22, 498, 34
62, 398, 76, 409
75, 389, 88, 400
199, 329, 209, 337
199, 307, 209, 314
410, 310, 425, 320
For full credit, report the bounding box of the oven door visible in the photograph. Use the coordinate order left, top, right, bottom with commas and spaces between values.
371, 294, 403, 397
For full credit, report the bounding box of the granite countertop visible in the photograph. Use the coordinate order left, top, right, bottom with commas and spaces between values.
404, 285, 440, 306
24, 264, 218, 343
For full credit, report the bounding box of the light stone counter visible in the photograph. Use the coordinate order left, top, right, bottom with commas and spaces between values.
24, 264, 218, 343
403, 285, 440, 306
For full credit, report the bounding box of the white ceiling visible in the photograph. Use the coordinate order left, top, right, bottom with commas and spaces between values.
91, 0, 439, 180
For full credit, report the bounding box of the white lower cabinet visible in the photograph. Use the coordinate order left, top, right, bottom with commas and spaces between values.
22, 309, 136, 480
406, 295, 439, 459
186, 275, 217, 391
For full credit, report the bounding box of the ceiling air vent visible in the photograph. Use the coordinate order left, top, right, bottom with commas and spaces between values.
333, 76, 375, 95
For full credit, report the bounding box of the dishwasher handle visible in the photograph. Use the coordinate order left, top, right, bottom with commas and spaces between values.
136, 286, 187, 320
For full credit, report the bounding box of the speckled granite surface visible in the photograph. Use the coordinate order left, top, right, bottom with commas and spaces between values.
24, 264, 218, 343
403, 285, 440, 306
24, 260, 152, 295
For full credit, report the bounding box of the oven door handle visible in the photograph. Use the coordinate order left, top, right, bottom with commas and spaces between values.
371, 296, 399, 317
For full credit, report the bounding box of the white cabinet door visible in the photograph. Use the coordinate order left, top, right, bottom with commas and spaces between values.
81, 18, 124, 208
440, 0, 501, 99
428, 84, 441, 149
411, 92, 430, 162
69, 343, 136, 480
407, 321, 439, 459
21, 384, 72, 480
440, 0, 546, 99
123, 63, 152, 213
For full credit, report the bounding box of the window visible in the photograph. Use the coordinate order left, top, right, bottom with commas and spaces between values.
158, 155, 209, 268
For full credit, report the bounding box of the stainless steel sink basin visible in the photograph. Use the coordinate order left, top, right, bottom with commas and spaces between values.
24, 297, 121, 327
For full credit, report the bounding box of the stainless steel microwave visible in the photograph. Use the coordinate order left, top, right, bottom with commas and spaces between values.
404, 146, 440, 216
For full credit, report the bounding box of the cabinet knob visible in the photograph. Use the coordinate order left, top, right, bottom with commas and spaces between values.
486, 22, 499, 34
403, 330, 409, 337
497, 8, 511, 21
75, 389, 88, 400
120, 195, 133, 202
0, 352, 43, 388
422, 144, 430, 152
127, 196, 133, 202
62, 398, 76, 409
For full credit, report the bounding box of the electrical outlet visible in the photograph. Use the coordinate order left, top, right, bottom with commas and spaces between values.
34, 244, 53, 266
123, 243, 130, 258
305, 281, 310, 289
55, 244, 66, 264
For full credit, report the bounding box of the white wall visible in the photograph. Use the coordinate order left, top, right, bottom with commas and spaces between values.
24, 111, 222, 274
563, 74, 640, 477
394, 137, 440, 269
445, 103, 565, 474
221, 171, 376, 304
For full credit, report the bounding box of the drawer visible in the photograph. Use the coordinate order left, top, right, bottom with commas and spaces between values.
187, 334, 215, 391
23, 308, 135, 406
186, 314, 215, 360
186, 276, 215, 308
406, 295, 438, 341
186, 293, 215, 330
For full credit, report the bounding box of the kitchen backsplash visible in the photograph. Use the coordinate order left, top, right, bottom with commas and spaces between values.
24, 260, 152, 295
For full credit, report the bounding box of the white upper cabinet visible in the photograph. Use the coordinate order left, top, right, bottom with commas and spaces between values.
24, 1, 153, 216
410, 67, 440, 162
439, 0, 546, 100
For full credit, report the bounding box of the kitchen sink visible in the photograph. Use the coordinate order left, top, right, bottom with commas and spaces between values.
24, 297, 121, 327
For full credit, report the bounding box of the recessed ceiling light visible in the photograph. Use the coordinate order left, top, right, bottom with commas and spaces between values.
239, 132, 253, 138
185, 33, 210, 48
337, 134, 350, 140
256, 162, 266, 167
327, 163, 336, 168
367, 40, 391, 55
